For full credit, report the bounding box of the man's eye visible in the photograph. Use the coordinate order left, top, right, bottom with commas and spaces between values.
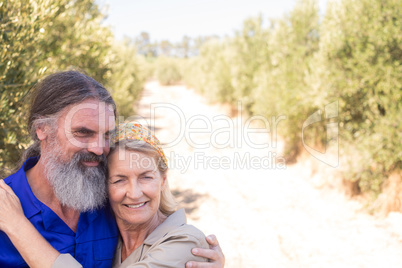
75, 130, 91, 137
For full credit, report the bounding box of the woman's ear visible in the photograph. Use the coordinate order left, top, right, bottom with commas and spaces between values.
161, 176, 167, 190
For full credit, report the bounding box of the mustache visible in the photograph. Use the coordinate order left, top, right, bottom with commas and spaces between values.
75, 152, 106, 165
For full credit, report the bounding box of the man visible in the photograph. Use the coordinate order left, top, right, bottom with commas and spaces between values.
0, 71, 224, 267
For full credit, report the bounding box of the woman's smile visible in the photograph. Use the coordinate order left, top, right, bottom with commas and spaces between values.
123, 201, 148, 209
107, 150, 165, 227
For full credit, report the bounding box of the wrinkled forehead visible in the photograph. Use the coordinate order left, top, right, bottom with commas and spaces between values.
108, 147, 159, 172
59, 99, 116, 131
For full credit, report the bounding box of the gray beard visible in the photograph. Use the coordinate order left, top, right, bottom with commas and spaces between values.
42, 140, 108, 212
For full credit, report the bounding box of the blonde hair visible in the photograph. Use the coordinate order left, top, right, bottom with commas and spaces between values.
109, 140, 177, 216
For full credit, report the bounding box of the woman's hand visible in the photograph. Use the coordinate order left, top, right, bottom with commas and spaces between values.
186, 235, 225, 268
0, 180, 67, 268
0, 180, 25, 234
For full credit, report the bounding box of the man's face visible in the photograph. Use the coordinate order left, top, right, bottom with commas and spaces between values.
39, 99, 116, 211
51, 99, 115, 164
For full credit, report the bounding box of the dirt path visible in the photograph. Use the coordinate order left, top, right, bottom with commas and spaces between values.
133, 81, 402, 268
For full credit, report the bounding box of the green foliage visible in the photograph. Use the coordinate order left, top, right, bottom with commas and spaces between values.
184, 0, 401, 197
252, 0, 320, 160
315, 0, 402, 193
184, 0, 321, 159
155, 57, 182, 85
230, 15, 268, 110
0, 0, 145, 175
1, 0, 57, 173
107, 39, 146, 118
182, 39, 235, 104
182, 16, 269, 108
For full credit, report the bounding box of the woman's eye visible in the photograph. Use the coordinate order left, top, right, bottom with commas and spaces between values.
109, 178, 123, 184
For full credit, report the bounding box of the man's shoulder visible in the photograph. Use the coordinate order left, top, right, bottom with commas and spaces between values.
3, 169, 22, 188
3, 157, 39, 188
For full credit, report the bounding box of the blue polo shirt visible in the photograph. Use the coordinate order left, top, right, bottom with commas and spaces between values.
0, 157, 119, 268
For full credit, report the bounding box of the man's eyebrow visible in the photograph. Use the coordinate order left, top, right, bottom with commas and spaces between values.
105, 128, 116, 136
72, 127, 96, 134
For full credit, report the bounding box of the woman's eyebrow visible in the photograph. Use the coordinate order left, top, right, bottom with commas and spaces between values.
139, 170, 156, 176
109, 174, 127, 179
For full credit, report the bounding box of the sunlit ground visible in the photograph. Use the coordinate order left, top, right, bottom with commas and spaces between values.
133, 81, 402, 268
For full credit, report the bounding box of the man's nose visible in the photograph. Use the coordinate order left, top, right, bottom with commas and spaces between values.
87, 139, 105, 155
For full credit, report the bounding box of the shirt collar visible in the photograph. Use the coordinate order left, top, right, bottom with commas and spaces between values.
10, 157, 73, 235
9, 157, 101, 236
144, 208, 187, 245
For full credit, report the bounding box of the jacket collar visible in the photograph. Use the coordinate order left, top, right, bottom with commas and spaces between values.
143, 208, 187, 245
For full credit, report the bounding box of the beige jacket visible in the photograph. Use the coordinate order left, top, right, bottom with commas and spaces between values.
113, 208, 208, 268
53, 209, 208, 268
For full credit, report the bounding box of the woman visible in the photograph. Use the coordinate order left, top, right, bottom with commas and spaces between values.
108, 122, 209, 267
0, 123, 223, 267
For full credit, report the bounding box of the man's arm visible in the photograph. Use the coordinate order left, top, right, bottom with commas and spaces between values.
186, 235, 225, 268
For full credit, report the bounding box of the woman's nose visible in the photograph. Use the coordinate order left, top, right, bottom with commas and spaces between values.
126, 182, 142, 199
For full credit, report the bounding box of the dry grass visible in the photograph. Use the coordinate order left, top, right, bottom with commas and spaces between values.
375, 172, 402, 216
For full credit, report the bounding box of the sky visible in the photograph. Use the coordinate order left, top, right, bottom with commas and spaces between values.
100, 0, 328, 43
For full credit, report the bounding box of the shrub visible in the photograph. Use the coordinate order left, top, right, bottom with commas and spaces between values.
155, 57, 182, 85
315, 0, 402, 194
107, 39, 146, 118
183, 0, 401, 200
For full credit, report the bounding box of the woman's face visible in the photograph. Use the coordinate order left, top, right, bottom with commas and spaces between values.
107, 149, 165, 227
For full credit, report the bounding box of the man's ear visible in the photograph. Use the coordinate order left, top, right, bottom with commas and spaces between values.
36, 124, 52, 141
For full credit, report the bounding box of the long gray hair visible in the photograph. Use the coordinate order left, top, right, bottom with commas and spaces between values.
18, 70, 116, 169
